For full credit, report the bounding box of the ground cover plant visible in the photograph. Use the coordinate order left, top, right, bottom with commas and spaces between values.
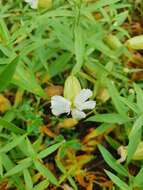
1, 0, 143, 189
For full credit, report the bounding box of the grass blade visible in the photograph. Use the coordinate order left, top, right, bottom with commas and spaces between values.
0, 57, 18, 91
127, 116, 143, 163
34, 160, 58, 185
98, 144, 128, 177
105, 170, 131, 190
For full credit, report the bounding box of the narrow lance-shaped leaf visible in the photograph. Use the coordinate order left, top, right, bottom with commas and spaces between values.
1, 153, 25, 190
34, 160, 58, 185
107, 80, 128, 118
23, 169, 33, 190
0, 18, 10, 42
0, 118, 25, 134
0, 57, 19, 92
72, 26, 85, 74
0, 135, 26, 154
98, 144, 128, 177
134, 83, 143, 113
39, 141, 64, 159
33, 179, 49, 190
56, 159, 78, 190
12, 63, 46, 97
127, 115, 143, 163
134, 166, 143, 187
105, 170, 131, 190
4, 158, 32, 177
86, 113, 129, 124
0, 155, 3, 177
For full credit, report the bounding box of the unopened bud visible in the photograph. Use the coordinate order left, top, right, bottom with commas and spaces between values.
126, 35, 143, 50
64, 76, 81, 102
38, 0, 52, 9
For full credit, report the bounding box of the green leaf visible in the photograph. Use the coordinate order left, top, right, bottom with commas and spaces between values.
86, 113, 129, 124
134, 84, 143, 113
82, 0, 121, 14
107, 80, 128, 118
26, 137, 37, 158
127, 115, 143, 163
12, 63, 45, 97
0, 44, 12, 57
0, 118, 25, 134
72, 26, 85, 74
23, 169, 33, 190
105, 136, 120, 149
0, 135, 26, 153
120, 97, 139, 114
4, 158, 32, 177
33, 179, 49, 190
113, 11, 129, 27
98, 144, 128, 177
34, 160, 58, 185
56, 159, 78, 190
0, 18, 10, 42
49, 52, 72, 78
82, 123, 112, 138
39, 141, 64, 159
1, 153, 25, 190
105, 170, 131, 190
0, 155, 3, 177
49, 20, 73, 51
134, 166, 143, 187
0, 57, 18, 91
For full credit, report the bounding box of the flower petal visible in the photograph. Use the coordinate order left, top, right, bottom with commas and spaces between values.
75, 89, 93, 105
74, 89, 96, 110
24, 0, 38, 9
79, 100, 96, 110
71, 109, 86, 120
51, 96, 71, 116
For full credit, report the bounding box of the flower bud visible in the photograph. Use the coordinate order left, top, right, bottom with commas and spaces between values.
38, 0, 52, 9
105, 34, 122, 49
58, 118, 78, 129
64, 76, 81, 102
126, 35, 143, 50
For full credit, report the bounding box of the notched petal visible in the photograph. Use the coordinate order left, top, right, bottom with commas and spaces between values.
24, 0, 38, 9
74, 89, 96, 111
75, 89, 93, 105
71, 109, 86, 120
51, 96, 71, 116
79, 100, 96, 110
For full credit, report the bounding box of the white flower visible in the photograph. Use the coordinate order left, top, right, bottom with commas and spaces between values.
51, 89, 96, 120
51, 96, 71, 116
24, 0, 38, 9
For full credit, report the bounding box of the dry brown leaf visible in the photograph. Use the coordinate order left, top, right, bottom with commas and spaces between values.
41, 125, 56, 138
45, 85, 63, 97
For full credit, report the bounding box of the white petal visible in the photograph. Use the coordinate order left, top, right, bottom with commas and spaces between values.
75, 89, 93, 105
79, 100, 96, 110
51, 96, 71, 116
24, 0, 38, 9
74, 89, 96, 110
71, 109, 86, 120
